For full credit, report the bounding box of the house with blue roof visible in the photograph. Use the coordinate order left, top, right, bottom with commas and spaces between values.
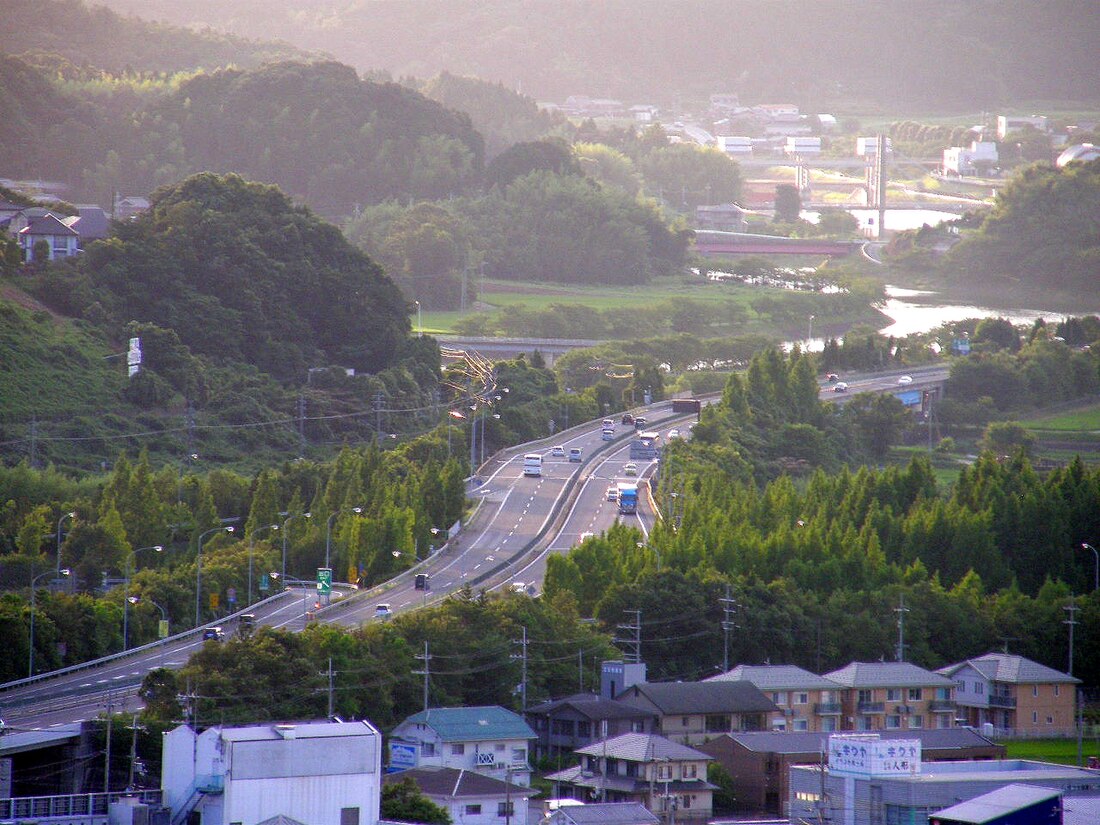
388, 706, 537, 786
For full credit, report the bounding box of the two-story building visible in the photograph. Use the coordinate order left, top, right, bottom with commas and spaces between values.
545, 732, 716, 821
383, 767, 531, 825
706, 664, 843, 732
612, 681, 777, 745
938, 652, 1080, 736
15, 212, 78, 261
823, 662, 957, 732
525, 693, 656, 759
388, 706, 536, 786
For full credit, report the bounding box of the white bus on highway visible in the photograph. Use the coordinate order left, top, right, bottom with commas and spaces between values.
523, 453, 544, 477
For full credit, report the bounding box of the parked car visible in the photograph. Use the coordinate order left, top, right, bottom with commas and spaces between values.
897, 375, 913, 385
623, 462, 639, 476
551, 445, 566, 457
833, 382, 849, 393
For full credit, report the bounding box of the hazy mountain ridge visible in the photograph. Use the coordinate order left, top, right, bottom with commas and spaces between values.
86, 0, 1100, 110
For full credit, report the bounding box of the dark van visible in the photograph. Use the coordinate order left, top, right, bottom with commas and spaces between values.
414, 573, 430, 591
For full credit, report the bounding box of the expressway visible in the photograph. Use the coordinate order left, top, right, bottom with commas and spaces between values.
0, 367, 946, 729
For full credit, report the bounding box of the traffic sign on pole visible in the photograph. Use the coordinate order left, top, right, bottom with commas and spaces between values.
317, 568, 332, 596
259, 573, 270, 592
158, 619, 169, 639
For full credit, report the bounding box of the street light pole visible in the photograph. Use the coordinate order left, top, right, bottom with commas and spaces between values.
325, 507, 362, 603
123, 545, 163, 651
56, 511, 75, 581
29, 568, 70, 677
1082, 543, 1099, 592
415, 300, 422, 338
281, 512, 312, 584
196, 526, 235, 627
248, 524, 279, 606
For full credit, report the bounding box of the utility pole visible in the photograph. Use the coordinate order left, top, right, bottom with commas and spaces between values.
29, 416, 38, 468
1064, 598, 1078, 677
413, 641, 432, 711
104, 691, 113, 793
894, 594, 910, 662
511, 626, 529, 712
327, 657, 335, 718
374, 392, 385, 445
297, 395, 306, 452
615, 610, 642, 664
720, 586, 738, 672
127, 713, 141, 790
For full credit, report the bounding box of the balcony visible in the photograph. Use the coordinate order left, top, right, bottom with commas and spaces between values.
857, 701, 885, 714
989, 694, 1016, 709
930, 700, 957, 712
814, 702, 842, 715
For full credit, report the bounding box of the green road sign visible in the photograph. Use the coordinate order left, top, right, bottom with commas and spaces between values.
259, 573, 270, 592
317, 567, 332, 595
158, 619, 169, 639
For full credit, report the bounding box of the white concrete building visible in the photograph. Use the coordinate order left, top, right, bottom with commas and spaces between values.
996, 115, 1050, 139
943, 141, 999, 176
784, 136, 821, 156
716, 136, 753, 155
389, 706, 536, 786
856, 136, 893, 157
161, 720, 381, 825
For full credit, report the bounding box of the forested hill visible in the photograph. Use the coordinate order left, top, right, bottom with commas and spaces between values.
0, 0, 307, 74
90, 0, 1100, 110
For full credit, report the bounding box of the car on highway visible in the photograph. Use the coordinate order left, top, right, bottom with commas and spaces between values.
833, 382, 849, 392
826, 373, 840, 382
550, 445, 566, 457
601, 427, 615, 441
569, 447, 582, 462
202, 626, 225, 641
623, 462, 638, 476
602, 418, 615, 428
633, 416, 648, 429
374, 603, 392, 619
897, 375, 913, 385
621, 413, 635, 426
607, 485, 619, 501
667, 428, 680, 440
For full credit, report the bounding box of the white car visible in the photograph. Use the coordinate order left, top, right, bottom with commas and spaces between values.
602, 418, 615, 429
607, 485, 619, 501
374, 603, 392, 619
550, 445, 566, 457
833, 382, 849, 393
667, 428, 680, 439
897, 375, 913, 385
623, 462, 639, 476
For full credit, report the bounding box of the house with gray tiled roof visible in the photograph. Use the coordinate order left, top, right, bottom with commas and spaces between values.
938, 652, 1080, 735
546, 801, 659, 825
613, 681, 777, 745
706, 664, 843, 732
823, 662, 957, 732
545, 733, 715, 822
17, 213, 78, 261
389, 706, 536, 786
383, 766, 532, 825
525, 693, 656, 759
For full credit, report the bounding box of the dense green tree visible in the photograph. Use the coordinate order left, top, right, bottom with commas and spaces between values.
484, 139, 579, 189
774, 184, 802, 223
382, 778, 452, 825
640, 144, 742, 209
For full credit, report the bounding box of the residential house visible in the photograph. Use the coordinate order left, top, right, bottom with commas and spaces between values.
823, 662, 957, 732
546, 802, 659, 825
943, 141, 999, 176
706, 664, 843, 732
612, 681, 777, 745
114, 195, 151, 220
938, 652, 1080, 736
160, 719, 382, 825
17, 213, 78, 261
63, 206, 110, 248
525, 693, 656, 759
389, 706, 536, 786
699, 728, 1004, 816
545, 732, 715, 822
383, 767, 531, 825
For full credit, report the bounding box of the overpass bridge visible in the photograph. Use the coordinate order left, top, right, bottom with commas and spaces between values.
437, 335, 604, 365
693, 230, 861, 258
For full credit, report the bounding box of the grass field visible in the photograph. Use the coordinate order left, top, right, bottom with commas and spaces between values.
1024, 403, 1100, 432
999, 736, 1100, 766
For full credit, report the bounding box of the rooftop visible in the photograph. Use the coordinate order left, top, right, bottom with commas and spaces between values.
401, 705, 537, 742
939, 652, 1080, 685
715, 728, 999, 755
552, 802, 660, 825
384, 766, 530, 798
825, 661, 956, 689
527, 693, 654, 721
619, 680, 777, 714
706, 664, 839, 691
217, 720, 379, 742
930, 783, 1060, 823
574, 732, 711, 763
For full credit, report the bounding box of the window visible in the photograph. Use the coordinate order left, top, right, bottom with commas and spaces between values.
452, 743, 465, 756
908, 688, 922, 701
886, 715, 901, 729
625, 762, 638, 778
705, 714, 731, 732
682, 716, 690, 727
682, 794, 692, 809
796, 692, 809, 705
578, 721, 591, 738
957, 680, 964, 692
683, 763, 697, 778
1046, 716, 1054, 724
935, 687, 950, 700
821, 718, 837, 732
512, 747, 526, 763
772, 691, 788, 705
341, 808, 360, 825
1054, 685, 1060, 697
631, 720, 645, 733
1033, 685, 1039, 697
465, 806, 482, 816
858, 689, 873, 703
421, 743, 436, 757
886, 688, 902, 702
656, 763, 672, 780
908, 716, 923, 729
793, 719, 809, 731
1033, 711, 1038, 723
497, 802, 514, 817
857, 716, 873, 731
976, 682, 984, 695
495, 743, 505, 752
